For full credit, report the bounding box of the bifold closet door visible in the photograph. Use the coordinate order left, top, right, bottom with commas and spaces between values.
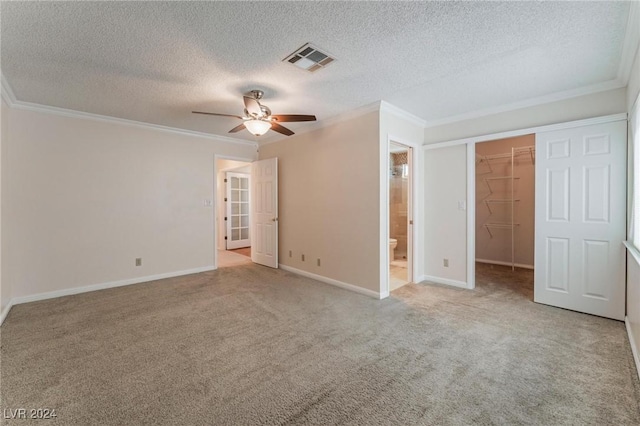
534, 120, 626, 320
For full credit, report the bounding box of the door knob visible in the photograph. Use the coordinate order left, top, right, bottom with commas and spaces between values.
272, 218, 278, 222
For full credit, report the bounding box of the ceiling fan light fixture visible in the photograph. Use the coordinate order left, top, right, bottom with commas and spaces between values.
244, 119, 272, 136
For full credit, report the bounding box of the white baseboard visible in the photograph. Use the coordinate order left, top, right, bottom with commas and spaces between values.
475, 259, 534, 270
279, 264, 381, 299
4, 266, 217, 316
0, 300, 14, 326
625, 316, 640, 381
419, 274, 470, 289
415, 275, 428, 284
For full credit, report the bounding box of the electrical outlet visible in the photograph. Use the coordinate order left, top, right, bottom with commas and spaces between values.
289, 250, 292, 258
443, 258, 449, 267
317, 258, 321, 267
302, 254, 305, 261
136, 258, 142, 266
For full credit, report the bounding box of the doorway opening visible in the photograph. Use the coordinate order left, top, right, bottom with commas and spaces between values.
474, 135, 535, 299
216, 158, 253, 268
389, 142, 413, 291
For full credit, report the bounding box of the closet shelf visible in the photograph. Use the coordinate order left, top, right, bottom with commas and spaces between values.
484, 222, 520, 239
484, 199, 520, 214
485, 176, 520, 181
477, 146, 536, 163
484, 176, 520, 195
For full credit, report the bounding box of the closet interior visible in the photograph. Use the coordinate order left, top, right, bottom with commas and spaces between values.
475, 135, 536, 295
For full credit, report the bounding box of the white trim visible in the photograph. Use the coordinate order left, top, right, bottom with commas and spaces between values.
0, 301, 14, 326
6, 97, 257, 148
419, 274, 469, 289
380, 101, 427, 128
467, 143, 476, 289
423, 113, 628, 150
258, 101, 381, 147
624, 240, 640, 266
422, 79, 624, 129
279, 264, 383, 299
415, 275, 428, 283
381, 134, 390, 295
618, 1, 640, 84
625, 316, 640, 381
475, 259, 534, 270
1, 73, 17, 105
9, 266, 216, 307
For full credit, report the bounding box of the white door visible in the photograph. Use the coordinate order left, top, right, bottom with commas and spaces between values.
534, 120, 626, 320
225, 172, 251, 249
251, 158, 278, 268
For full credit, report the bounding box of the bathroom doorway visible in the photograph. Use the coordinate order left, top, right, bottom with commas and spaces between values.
389, 142, 412, 291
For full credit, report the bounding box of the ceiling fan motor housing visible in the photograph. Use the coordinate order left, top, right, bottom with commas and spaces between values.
250, 89, 264, 100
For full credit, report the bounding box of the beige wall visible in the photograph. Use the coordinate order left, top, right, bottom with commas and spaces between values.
0, 99, 7, 312
424, 144, 467, 284
475, 135, 535, 267
258, 112, 381, 293
380, 110, 425, 145
380, 109, 425, 285
424, 87, 627, 145
4, 107, 257, 301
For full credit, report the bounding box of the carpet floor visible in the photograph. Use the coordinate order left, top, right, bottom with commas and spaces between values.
1, 263, 638, 425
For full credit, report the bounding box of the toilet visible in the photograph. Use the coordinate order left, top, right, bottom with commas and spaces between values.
389, 238, 398, 261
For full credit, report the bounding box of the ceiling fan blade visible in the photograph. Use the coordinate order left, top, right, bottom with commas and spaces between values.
192, 111, 243, 119
270, 122, 294, 136
228, 123, 247, 133
243, 96, 262, 116
271, 114, 317, 122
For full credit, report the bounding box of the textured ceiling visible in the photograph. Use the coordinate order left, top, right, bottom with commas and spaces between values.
0, 1, 632, 142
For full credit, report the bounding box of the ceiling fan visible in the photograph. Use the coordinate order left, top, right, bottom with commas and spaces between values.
193, 90, 316, 137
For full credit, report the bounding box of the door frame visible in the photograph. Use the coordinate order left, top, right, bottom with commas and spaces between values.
382, 134, 422, 297
423, 113, 627, 290
213, 154, 255, 270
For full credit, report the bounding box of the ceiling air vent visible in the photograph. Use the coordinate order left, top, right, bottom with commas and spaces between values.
283, 43, 335, 72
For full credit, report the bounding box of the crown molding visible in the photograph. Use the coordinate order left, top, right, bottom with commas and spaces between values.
1, 73, 17, 106
422, 78, 625, 129
618, 0, 640, 84
423, 112, 627, 150
379, 101, 427, 128
258, 101, 381, 147
0, 76, 257, 147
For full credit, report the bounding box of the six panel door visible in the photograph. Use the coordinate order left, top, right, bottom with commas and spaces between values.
251, 158, 278, 268
534, 120, 626, 320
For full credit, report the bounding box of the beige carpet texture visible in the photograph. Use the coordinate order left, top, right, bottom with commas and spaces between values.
1, 262, 639, 425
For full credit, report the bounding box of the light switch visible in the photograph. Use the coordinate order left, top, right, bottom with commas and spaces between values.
203, 199, 213, 207
458, 201, 466, 211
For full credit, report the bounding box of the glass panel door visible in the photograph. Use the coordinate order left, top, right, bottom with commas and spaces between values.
226, 172, 251, 249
